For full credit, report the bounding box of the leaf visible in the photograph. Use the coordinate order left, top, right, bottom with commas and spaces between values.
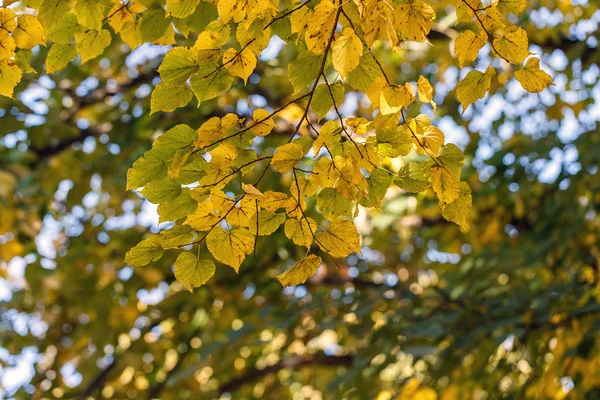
249, 211, 286, 236
376, 126, 412, 158
431, 165, 460, 204
313, 120, 342, 153
223, 47, 256, 84
379, 83, 415, 115
140, 178, 182, 204
311, 82, 344, 120
13, 15, 45, 50
154, 124, 198, 155
46, 13, 82, 44
417, 75, 436, 113
316, 219, 361, 258
492, 26, 529, 64
0, 59, 22, 98
437, 143, 465, 179
206, 227, 254, 272
184, 201, 221, 231
174, 253, 215, 293
414, 126, 444, 156
157, 226, 195, 249
360, 168, 392, 208
74, 0, 103, 30
74, 29, 111, 64
260, 191, 291, 212
395, 162, 431, 192
166, 0, 201, 18
496, 0, 528, 14
317, 187, 353, 220
332, 28, 363, 78
124, 236, 163, 267
347, 53, 382, 92
150, 82, 193, 114
157, 189, 197, 223
158, 47, 199, 85
515, 57, 552, 93
456, 67, 495, 113
395, 0, 436, 42
46, 42, 77, 74
288, 51, 322, 93
140, 5, 170, 42
15, 49, 36, 74
38, 0, 72, 29
271, 143, 304, 173
454, 30, 487, 68
284, 217, 317, 248
0, 31, 16, 60
190, 63, 234, 105
305, 0, 337, 54
277, 254, 322, 287
250, 109, 275, 137
126, 149, 168, 190
441, 181, 472, 228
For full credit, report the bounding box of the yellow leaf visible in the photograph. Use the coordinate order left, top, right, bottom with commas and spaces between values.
13, 15, 45, 50
441, 181, 472, 229
414, 126, 444, 156
417, 75, 436, 113
249, 211, 286, 236
316, 219, 361, 258
332, 28, 363, 78
192, 30, 225, 64
38, 0, 72, 29
456, 67, 495, 113
277, 254, 322, 287
379, 83, 415, 115
454, 30, 487, 68
158, 47, 199, 84
108, 3, 135, 33
206, 227, 254, 272
0, 30, 16, 60
223, 46, 256, 83
124, 236, 164, 267
477, 6, 504, 32
184, 201, 221, 231
74, 0, 103, 30
272, 143, 304, 173
260, 191, 291, 212
166, 0, 200, 18
395, 0, 436, 42
0, 8, 17, 32
218, 0, 246, 24
497, 0, 527, 14
492, 26, 529, 64
250, 109, 275, 137
75, 29, 112, 64
515, 57, 553, 93
284, 217, 317, 248
150, 82, 193, 114
226, 197, 254, 227
431, 165, 460, 204
174, 253, 215, 293
0, 59, 21, 98
305, 0, 337, 54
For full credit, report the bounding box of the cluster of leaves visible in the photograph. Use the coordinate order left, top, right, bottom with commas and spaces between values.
0, 0, 553, 292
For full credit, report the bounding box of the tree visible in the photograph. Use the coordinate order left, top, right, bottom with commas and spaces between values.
0, 0, 598, 398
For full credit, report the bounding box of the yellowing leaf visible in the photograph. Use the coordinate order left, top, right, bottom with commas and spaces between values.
206, 227, 254, 272
150, 82, 193, 114
456, 67, 495, 113
332, 28, 363, 78
0, 31, 16, 60
124, 236, 163, 267
13, 15, 45, 50
288, 51, 322, 93
497, 0, 527, 14
492, 26, 529, 64
223, 46, 256, 83
305, 0, 337, 54
0, 59, 21, 98
441, 181, 472, 228
317, 187, 353, 220
316, 219, 361, 258
347, 53, 382, 92
380, 83, 415, 115
395, 162, 431, 192
74, 0, 103, 30
159, 47, 199, 84
166, 0, 200, 18
174, 253, 215, 293
46, 42, 76, 74
431, 165, 460, 204
376, 126, 412, 158
515, 57, 552, 93
250, 109, 275, 137
395, 0, 435, 42
0, 8, 17, 32
75, 29, 111, 64
38, 0, 72, 29
241, 183, 264, 199
140, 5, 170, 42
277, 254, 322, 287
107, 2, 135, 33
311, 82, 345, 120
284, 217, 317, 248
272, 143, 304, 173
415, 126, 444, 156
46, 13, 82, 44
260, 191, 291, 212
249, 211, 286, 236
454, 30, 487, 68
218, 0, 246, 24
417, 75, 436, 113
190, 63, 234, 104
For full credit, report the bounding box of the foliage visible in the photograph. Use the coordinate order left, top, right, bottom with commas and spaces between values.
0, 0, 599, 398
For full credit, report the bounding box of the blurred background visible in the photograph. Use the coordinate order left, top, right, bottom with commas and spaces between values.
1, 0, 600, 398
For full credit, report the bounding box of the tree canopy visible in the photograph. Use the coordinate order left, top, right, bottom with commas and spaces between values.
0, 0, 599, 398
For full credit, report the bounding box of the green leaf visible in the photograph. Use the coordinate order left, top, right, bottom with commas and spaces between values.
126, 148, 169, 190
124, 236, 163, 267
174, 253, 215, 293
157, 226, 195, 249
360, 168, 392, 208
347, 53, 382, 92
317, 187, 353, 220
157, 189, 197, 223
395, 162, 431, 193
158, 47, 199, 85
376, 125, 412, 158
154, 124, 198, 156
190, 63, 234, 105
288, 51, 321, 93
277, 254, 322, 287
141, 177, 182, 204
311, 82, 344, 121
46, 13, 82, 44
39, 0, 73, 29
46, 43, 77, 74
150, 82, 193, 114
74, 0, 103, 30
140, 5, 171, 42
